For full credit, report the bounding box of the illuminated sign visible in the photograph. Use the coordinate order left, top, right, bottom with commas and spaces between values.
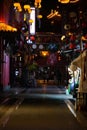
30, 7, 35, 35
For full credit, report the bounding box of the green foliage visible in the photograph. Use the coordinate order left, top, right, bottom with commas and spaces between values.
28, 62, 38, 72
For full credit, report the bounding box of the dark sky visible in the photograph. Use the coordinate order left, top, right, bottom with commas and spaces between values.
38, 0, 62, 33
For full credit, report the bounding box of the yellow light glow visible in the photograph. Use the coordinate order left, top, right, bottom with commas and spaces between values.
41, 51, 49, 57
81, 36, 87, 41
29, 19, 33, 24
70, 0, 79, 3
35, 0, 41, 3
18, 7, 22, 12
58, 0, 69, 4
13, 2, 22, 12
34, 0, 42, 8
0, 22, 17, 32
24, 5, 31, 13
37, 15, 43, 19
58, 0, 79, 4
14, 2, 20, 7
24, 5, 30, 10
47, 10, 53, 19
61, 35, 66, 41
47, 10, 61, 19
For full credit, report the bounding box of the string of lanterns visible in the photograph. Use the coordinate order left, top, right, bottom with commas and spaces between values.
13, 0, 42, 24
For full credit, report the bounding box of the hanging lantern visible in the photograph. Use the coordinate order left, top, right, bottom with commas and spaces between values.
24, 5, 30, 10
30, 36, 35, 41
58, 0, 79, 4
58, 0, 69, 4
40, 51, 49, 57
13, 2, 20, 8
37, 15, 43, 19
13, 2, 22, 12
35, 0, 42, 8
24, 5, 31, 13
29, 19, 33, 24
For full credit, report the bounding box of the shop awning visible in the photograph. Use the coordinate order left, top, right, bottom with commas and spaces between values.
0, 22, 17, 32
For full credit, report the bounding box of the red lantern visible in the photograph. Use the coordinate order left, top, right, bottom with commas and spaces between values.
69, 43, 76, 49
30, 36, 35, 41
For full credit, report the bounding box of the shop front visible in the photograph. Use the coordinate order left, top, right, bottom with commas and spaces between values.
69, 50, 87, 110
0, 23, 18, 91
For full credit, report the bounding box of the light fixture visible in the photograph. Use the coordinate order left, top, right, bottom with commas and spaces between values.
58, 0, 69, 4
47, 10, 61, 19
47, 10, 53, 19
29, 19, 33, 24
13, 2, 22, 12
61, 35, 66, 41
24, 5, 31, 13
40, 51, 49, 57
34, 0, 42, 8
58, 0, 79, 4
37, 15, 43, 19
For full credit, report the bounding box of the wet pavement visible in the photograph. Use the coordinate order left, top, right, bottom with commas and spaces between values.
0, 80, 87, 129
0, 94, 86, 130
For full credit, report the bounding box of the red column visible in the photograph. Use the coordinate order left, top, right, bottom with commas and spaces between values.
3, 51, 10, 89
0, 0, 11, 23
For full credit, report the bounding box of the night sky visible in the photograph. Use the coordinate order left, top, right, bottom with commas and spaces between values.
38, 0, 62, 33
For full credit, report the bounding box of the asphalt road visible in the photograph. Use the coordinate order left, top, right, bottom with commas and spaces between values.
0, 88, 86, 130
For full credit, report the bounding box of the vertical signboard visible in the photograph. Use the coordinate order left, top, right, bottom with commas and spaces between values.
30, 7, 35, 35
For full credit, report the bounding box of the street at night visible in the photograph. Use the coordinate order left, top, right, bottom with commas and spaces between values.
0, 0, 87, 130
0, 84, 87, 130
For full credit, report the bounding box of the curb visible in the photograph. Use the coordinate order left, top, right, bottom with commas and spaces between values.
67, 99, 87, 129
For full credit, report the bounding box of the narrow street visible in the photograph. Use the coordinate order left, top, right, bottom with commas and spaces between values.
0, 81, 87, 130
